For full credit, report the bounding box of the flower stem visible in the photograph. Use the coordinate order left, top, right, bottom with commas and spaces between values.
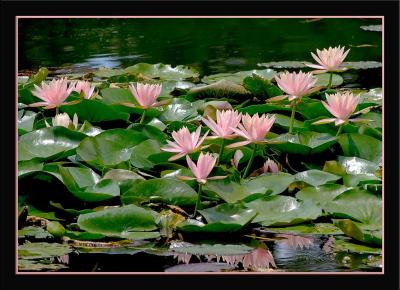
243, 144, 257, 179
216, 139, 226, 166
234, 99, 250, 110
336, 124, 343, 136
55, 107, 59, 116
140, 110, 146, 124
327, 72, 333, 90
193, 183, 202, 217
289, 101, 296, 134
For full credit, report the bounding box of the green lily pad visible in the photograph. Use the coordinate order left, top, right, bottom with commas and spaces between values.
18, 110, 37, 135
18, 226, 53, 239
177, 220, 243, 233
124, 63, 199, 80
18, 259, 68, 271
204, 173, 294, 203
268, 132, 337, 155
58, 166, 120, 202
19, 242, 72, 260
333, 238, 381, 254
170, 243, 253, 256
18, 160, 44, 178
326, 188, 381, 228
121, 178, 197, 206
262, 223, 343, 235
130, 139, 162, 169
359, 88, 382, 105
199, 203, 257, 226
239, 104, 292, 115
188, 80, 250, 98
18, 127, 86, 161
159, 98, 199, 122
77, 204, 159, 239
314, 73, 343, 87
246, 196, 322, 226
273, 114, 305, 132
60, 99, 130, 123
102, 169, 145, 182
201, 68, 277, 84
296, 184, 349, 208
333, 219, 382, 245
338, 133, 382, 164
79, 121, 104, 136
294, 170, 341, 187
76, 129, 149, 168
128, 123, 168, 143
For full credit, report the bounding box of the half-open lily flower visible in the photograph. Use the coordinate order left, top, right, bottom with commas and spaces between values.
202, 109, 242, 139
274, 71, 317, 102
227, 113, 275, 149
306, 46, 350, 73
46, 113, 78, 130
30, 78, 74, 109
161, 126, 209, 161
263, 159, 280, 174
124, 83, 168, 109
312, 91, 369, 126
71, 80, 96, 99
178, 152, 226, 184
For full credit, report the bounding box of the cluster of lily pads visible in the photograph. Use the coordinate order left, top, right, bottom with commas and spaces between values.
18, 46, 382, 272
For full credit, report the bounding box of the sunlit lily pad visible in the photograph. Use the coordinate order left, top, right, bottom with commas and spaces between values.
333, 238, 381, 254
19, 242, 72, 260
296, 184, 349, 208
204, 173, 294, 203
18, 110, 37, 135
199, 203, 257, 225
77, 204, 159, 239
294, 170, 341, 187
262, 223, 343, 235
333, 219, 382, 245
338, 133, 382, 164
159, 98, 200, 122
170, 243, 253, 256
18, 226, 53, 239
18, 127, 86, 161
201, 68, 277, 84
246, 196, 322, 226
177, 220, 243, 233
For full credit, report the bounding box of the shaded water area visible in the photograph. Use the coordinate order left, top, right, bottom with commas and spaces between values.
18, 18, 382, 272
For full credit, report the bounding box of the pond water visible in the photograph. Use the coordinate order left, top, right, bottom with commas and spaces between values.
18, 18, 382, 76
17, 18, 382, 273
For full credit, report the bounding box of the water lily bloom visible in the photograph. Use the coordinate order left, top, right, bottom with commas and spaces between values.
46, 112, 78, 129
227, 113, 276, 149
274, 71, 317, 102
312, 91, 369, 126
126, 83, 166, 109
263, 158, 279, 174
202, 109, 242, 139
161, 126, 209, 161
71, 80, 96, 99
30, 78, 74, 109
178, 152, 226, 184
306, 46, 350, 73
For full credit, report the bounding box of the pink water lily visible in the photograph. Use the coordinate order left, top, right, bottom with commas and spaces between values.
313, 91, 369, 126
30, 78, 74, 109
71, 80, 96, 99
161, 126, 209, 161
227, 113, 276, 149
125, 83, 166, 109
178, 152, 226, 184
263, 158, 279, 174
306, 46, 350, 73
202, 109, 242, 139
274, 71, 317, 102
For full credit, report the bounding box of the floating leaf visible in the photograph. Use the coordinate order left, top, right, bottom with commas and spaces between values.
170, 242, 253, 256
333, 219, 381, 245
294, 170, 341, 187
296, 184, 349, 208
262, 223, 343, 235
19, 242, 72, 260
201, 68, 277, 84
360, 25, 382, 32
77, 204, 159, 239
204, 173, 294, 203
188, 80, 250, 98
18, 127, 86, 161
18, 226, 53, 239
333, 238, 381, 254
314, 73, 343, 87
177, 220, 243, 233
121, 178, 197, 206
159, 98, 199, 122
18, 110, 37, 135
130, 139, 162, 169
199, 203, 256, 226
338, 133, 381, 164
165, 262, 234, 272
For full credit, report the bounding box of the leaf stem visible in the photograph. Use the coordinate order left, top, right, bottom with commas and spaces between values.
336, 124, 343, 136
140, 110, 146, 124
289, 101, 296, 134
217, 139, 226, 166
55, 107, 59, 116
327, 72, 333, 90
234, 99, 250, 110
193, 183, 202, 217
243, 144, 257, 179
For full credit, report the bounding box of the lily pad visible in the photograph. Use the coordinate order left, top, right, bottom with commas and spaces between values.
165, 262, 235, 272
130, 139, 162, 169
314, 73, 343, 87
18, 127, 86, 161
199, 203, 257, 226
60, 99, 130, 123
294, 170, 341, 187
102, 169, 145, 182
121, 178, 197, 206
325, 188, 382, 228
203, 173, 294, 203
333, 219, 382, 245
177, 220, 243, 233
19, 242, 72, 260
338, 133, 382, 164
201, 68, 277, 84
296, 184, 349, 208
18, 226, 53, 239
360, 25, 382, 32
268, 132, 337, 155
333, 238, 381, 254
188, 80, 250, 98
18, 110, 37, 135
159, 98, 199, 122
262, 223, 343, 235
18, 259, 68, 271
77, 204, 159, 239
170, 243, 253, 256
246, 196, 322, 226
124, 63, 199, 80
76, 129, 149, 168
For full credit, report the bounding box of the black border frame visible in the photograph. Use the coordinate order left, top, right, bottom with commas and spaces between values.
1, 1, 399, 290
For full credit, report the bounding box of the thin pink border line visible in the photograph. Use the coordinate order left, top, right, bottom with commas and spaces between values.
15, 16, 384, 275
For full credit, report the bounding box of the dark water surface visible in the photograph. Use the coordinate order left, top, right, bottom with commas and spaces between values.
18, 18, 382, 76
